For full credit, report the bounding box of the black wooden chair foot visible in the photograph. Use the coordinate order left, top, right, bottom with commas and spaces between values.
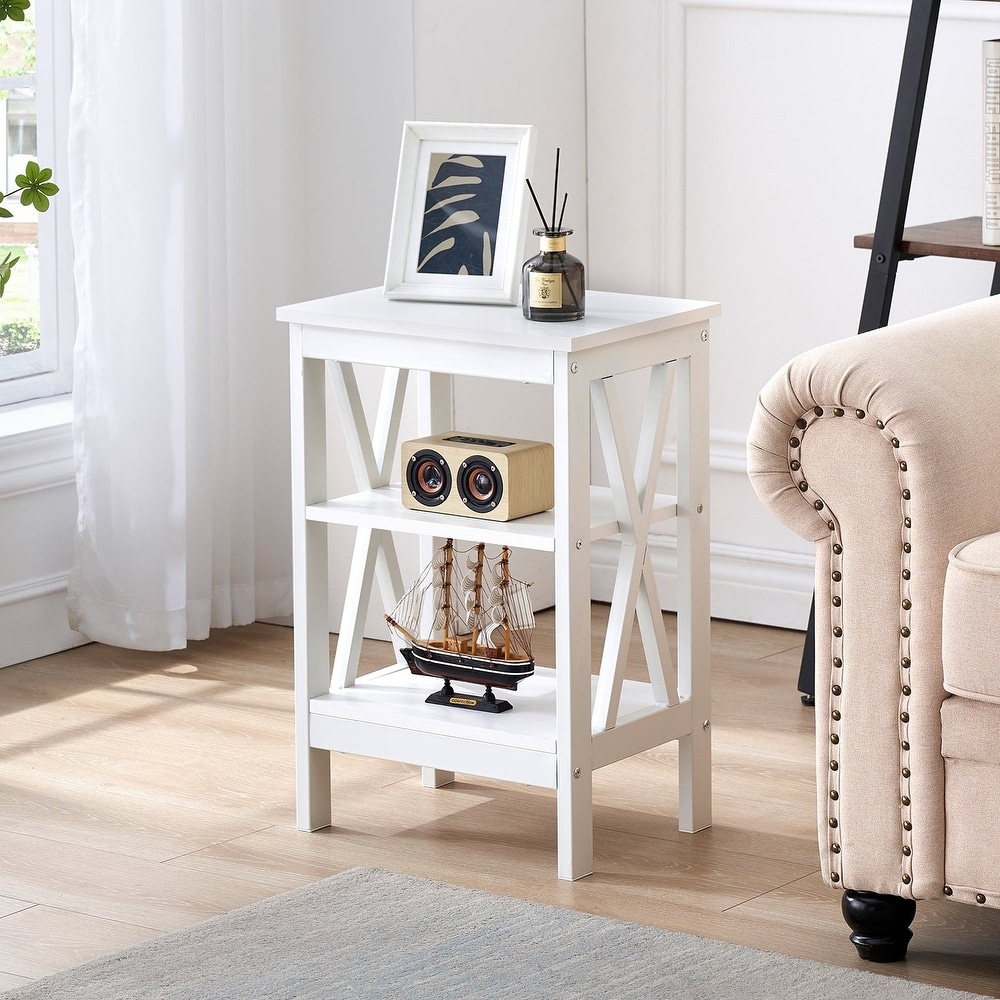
841, 889, 916, 962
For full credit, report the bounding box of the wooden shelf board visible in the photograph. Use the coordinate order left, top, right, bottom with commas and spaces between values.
305, 485, 677, 550
854, 216, 1000, 263
309, 663, 666, 757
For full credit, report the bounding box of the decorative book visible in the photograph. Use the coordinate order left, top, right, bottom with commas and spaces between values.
984, 39, 1000, 245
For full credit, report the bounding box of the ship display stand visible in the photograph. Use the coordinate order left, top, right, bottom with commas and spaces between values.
279, 287, 720, 880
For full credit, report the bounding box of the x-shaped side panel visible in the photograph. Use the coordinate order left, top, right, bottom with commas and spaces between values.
591, 364, 679, 733
327, 362, 408, 688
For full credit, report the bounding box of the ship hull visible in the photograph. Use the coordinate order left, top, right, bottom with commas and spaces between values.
400, 643, 533, 691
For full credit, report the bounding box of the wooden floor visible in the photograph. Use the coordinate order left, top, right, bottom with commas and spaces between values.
1, 609, 999, 996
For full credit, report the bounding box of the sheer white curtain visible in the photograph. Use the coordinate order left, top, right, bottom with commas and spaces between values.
67, 1, 302, 649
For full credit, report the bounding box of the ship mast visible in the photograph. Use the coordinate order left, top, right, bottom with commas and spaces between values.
467, 543, 486, 654
439, 539, 454, 644
500, 546, 512, 659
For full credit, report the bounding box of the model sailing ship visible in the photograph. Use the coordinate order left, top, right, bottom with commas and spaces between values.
385, 539, 535, 713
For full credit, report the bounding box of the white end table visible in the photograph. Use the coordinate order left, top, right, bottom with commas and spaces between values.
278, 287, 720, 880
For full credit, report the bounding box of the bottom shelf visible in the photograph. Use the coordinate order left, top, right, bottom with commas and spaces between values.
307, 664, 690, 789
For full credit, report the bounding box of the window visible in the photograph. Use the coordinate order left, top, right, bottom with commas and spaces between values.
0, 0, 72, 406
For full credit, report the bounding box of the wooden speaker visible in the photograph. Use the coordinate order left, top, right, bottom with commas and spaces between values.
400, 432, 554, 521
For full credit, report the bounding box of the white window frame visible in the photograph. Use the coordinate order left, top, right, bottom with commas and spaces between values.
0, 0, 73, 407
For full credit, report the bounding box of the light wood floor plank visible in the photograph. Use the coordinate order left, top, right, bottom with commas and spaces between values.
0, 903, 160, 980
0, 829, 284, 933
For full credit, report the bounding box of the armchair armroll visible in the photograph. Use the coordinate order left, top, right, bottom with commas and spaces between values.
747, 296, 1000, 901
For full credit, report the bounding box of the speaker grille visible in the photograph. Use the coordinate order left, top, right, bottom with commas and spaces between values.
406, 449, 451, 507
457, 455, 503, 514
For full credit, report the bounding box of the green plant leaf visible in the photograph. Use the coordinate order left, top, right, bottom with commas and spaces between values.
0, 251, 20, 298
0, 0, 30, 23
14, 160, 58, 213
0, 208, 12, 219
15, 162, 39, 187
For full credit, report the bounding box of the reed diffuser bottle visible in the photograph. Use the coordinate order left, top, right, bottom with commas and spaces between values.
522, 149, 585, 322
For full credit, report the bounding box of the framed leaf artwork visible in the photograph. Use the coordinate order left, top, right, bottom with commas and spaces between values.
383, 121, 536, 305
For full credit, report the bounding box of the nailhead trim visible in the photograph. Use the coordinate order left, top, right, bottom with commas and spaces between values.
785, 403, 914, 892
942, 884, 996, 907
895, 420, 914, 894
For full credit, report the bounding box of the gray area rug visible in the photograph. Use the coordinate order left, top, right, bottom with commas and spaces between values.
1, 867, 985, 1000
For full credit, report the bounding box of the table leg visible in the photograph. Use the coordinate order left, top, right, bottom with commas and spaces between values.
675, 343, 712, 833
554, 354, 594, 880
291, 345, 332, 831
422, 767, 455, 787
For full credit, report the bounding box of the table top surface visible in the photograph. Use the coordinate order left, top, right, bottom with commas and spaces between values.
278, 287, 721, 355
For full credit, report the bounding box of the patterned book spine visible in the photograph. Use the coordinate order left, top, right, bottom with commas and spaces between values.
984, 39, 1000, 245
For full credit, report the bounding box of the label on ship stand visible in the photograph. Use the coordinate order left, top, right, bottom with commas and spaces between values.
529, 271, 562, 309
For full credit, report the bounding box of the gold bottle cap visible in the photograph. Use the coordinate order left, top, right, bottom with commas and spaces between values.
540, 235, 566, 253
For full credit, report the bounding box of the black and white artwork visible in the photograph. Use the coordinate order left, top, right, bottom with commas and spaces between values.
417, 154, 507, 277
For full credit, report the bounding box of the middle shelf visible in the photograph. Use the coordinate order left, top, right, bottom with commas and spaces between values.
305, 484, 679, 551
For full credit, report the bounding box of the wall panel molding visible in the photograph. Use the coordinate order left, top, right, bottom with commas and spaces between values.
0, 569, 70, 609
0, 401, 81, 666
662, 429, 748, 476
0, 402, 74, 499
591, 533, 813, 630
678, 0, 983, 20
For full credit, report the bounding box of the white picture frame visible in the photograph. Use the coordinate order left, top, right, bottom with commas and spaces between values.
383, 121, 536, 305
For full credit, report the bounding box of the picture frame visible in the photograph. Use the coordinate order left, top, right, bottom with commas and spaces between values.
383, 121, 536, 306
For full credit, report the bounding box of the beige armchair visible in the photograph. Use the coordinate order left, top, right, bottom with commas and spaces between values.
747, 295, 1000, 962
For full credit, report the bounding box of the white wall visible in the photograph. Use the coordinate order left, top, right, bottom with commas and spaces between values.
5, 0, 995, 666
669, 0, 995, 626
575, 0, 998, 629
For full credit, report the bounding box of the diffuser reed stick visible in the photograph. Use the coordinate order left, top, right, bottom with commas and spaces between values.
551, 147, 560, 237
525, 178, 550, 232
525, 148, 570, 235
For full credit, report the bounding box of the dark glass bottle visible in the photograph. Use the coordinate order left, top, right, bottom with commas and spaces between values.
521, 228, 585, 322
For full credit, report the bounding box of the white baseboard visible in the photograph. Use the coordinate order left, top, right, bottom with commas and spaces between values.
0, 573, 89, 668
590, 535, 813, 631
